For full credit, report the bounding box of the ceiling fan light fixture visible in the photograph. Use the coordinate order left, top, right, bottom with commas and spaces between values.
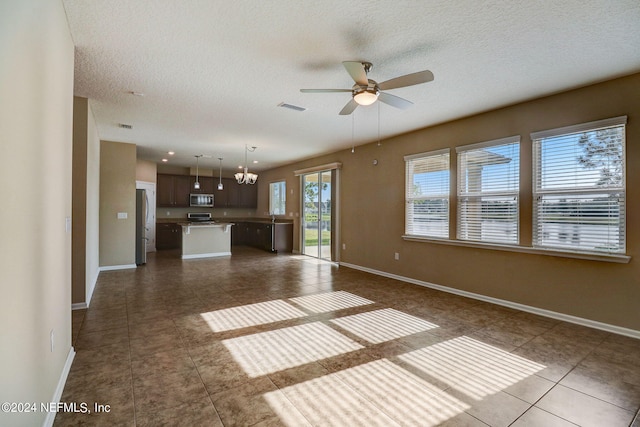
354, 89, 379, 106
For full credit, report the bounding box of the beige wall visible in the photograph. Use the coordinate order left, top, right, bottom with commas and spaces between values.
258, 73, 640, 332
0, 1, 75, 425
256, 170, 302, 247
100, 141, 137, 267
72, 97, 101, 306
72, 97, 88, 304
136, 158, 157, 183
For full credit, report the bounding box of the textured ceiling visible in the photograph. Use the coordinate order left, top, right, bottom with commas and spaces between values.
62, 0, 640, 173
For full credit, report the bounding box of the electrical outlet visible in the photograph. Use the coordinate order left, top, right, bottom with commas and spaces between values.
342, 243, 346, 250
223, 211, 227, 216
117, 212, 127, 219
394, 252, 400, 260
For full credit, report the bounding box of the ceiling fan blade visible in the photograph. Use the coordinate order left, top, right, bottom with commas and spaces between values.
342, 61, 368, 85
300, 89, 352, 93
378, 70, 434, 90
378, 92, 413, 110
339, 98, 359, 115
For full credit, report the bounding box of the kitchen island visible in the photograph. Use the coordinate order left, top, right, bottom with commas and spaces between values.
179, 222, 234, 259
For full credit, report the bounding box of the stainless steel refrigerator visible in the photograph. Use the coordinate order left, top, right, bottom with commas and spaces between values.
135, 189, 148, 265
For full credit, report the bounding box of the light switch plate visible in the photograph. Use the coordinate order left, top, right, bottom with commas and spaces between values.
117, 212, 127, 219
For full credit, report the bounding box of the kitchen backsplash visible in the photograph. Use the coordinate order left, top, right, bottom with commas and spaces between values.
157, 207, 257, 220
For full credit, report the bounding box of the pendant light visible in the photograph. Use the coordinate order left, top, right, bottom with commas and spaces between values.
235, 145, 258, 184
217, 157, 224, 190
193, 155, 202, 190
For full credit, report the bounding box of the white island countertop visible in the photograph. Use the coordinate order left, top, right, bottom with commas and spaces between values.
179, 221, 233, 234
179, 222, 234, 259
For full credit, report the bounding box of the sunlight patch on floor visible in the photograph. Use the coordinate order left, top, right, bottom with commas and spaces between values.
288, 290, 374, 313
200, 300, 308, 332
264, 367, 400, 427
398, 336, 546, 400
222, 322, 364, 377
330, 308, 439, 344
290, 255, 333, 264
265, 358, 468, 427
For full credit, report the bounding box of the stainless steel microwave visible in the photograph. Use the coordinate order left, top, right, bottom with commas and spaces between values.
190, 193, 214, 207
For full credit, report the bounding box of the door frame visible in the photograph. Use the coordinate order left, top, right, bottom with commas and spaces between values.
295, 163, 341, 262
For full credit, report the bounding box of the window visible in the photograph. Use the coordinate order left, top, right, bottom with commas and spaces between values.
269, 181, 286, 215
405, 149, 450, 238
532, 116, 626, 254
457, 136, 520, 244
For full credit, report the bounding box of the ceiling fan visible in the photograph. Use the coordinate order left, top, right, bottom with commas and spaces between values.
300, 61, 434, 115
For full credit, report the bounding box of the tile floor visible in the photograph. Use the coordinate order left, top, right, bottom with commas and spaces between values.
57, 247, 640, 426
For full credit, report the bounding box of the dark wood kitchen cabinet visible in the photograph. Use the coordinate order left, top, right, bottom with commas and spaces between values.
157, 174, 190, 207
189, 176, 214, 194
214, 178, 257, 209
232, 221, 292, 253
238, 183, 258, 208
157, 174, 257, 209
214, 178, 234, 208
156, 222, 181, 249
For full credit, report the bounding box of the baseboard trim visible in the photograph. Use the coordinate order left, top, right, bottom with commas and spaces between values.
182, 252, 231, 260
85, 268, 99, 307
71, 268, 99, 310
339, 262, 640, 340
43, 347, 75, 427
99, 264, 137, 271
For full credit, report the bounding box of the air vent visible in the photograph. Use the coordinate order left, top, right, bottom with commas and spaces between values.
118, 123, 133, 129
278, 102, 307, 112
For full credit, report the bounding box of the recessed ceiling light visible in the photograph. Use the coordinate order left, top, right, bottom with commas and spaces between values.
129, 91, 145, 97
238, 165, 243, 169
168, 151, 175, 155
253, 160, 258, 164
162, 158, 168, 162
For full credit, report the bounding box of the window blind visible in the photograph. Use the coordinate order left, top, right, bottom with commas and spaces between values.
532, 117, 626, 254
457, 136, 520, 244
269, 181, 286, 215
405, 149, 450, 238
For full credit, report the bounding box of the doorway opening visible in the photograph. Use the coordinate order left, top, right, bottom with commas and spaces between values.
302, 170, 333, 260
136, 181, 156, 253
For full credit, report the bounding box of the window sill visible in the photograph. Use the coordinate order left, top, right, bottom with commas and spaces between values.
402, 235, 631, 263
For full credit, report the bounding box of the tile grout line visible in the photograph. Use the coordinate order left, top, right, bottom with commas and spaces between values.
125, 287, 137, 427
508, 331, 620, 426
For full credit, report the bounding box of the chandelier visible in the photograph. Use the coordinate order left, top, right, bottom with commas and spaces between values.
235, 145, 258, 185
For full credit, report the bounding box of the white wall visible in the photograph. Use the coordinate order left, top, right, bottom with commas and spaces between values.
86, 100, 101, 303
0, 1, 75, 426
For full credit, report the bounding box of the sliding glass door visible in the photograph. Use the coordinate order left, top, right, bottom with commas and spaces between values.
302, 170, 332, 260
